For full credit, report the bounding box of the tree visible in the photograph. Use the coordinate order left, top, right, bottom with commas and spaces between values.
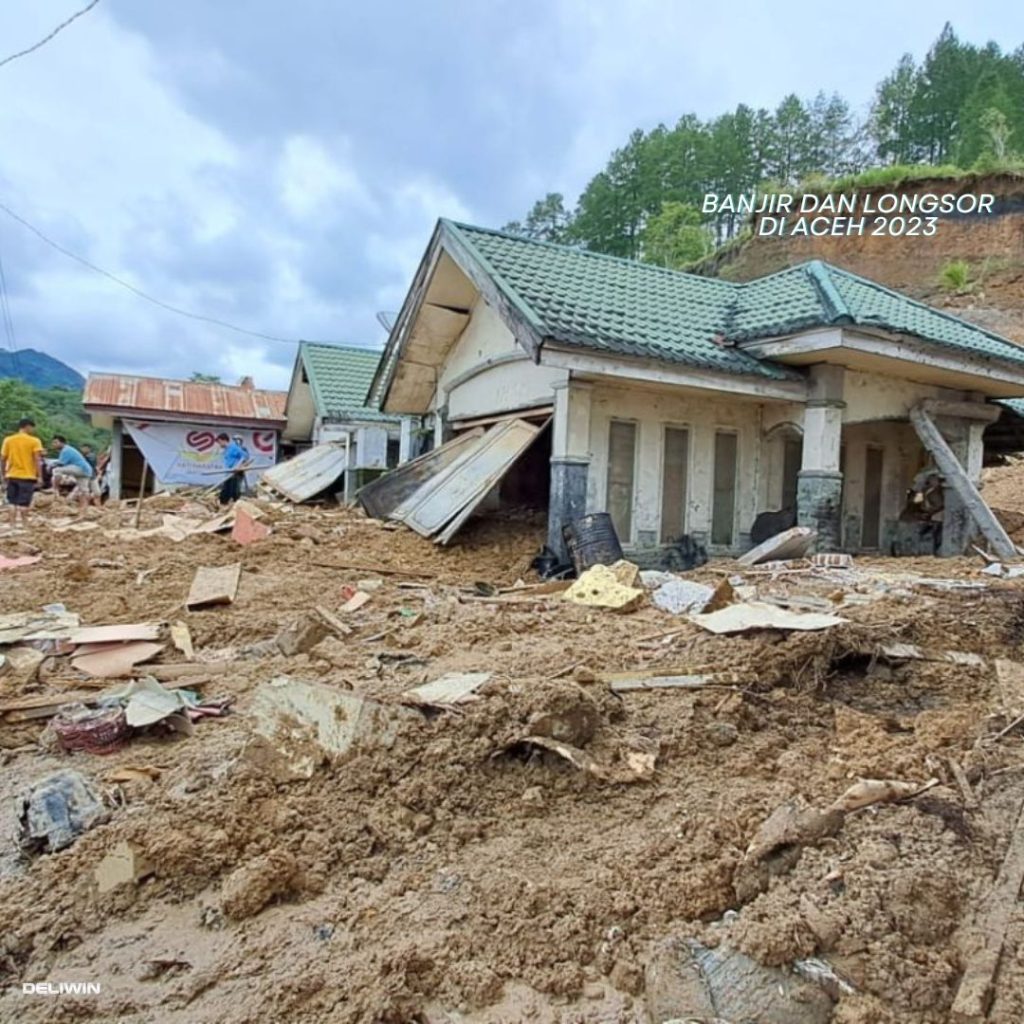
870, 55, 918, 164
189, 372, 222, 383
771, 94, 814, 184
0, 378, 47, 436
502, 193, 571, 242
641, 202, 713, 269
910, 24, 974, 162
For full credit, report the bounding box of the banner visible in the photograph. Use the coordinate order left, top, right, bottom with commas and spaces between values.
123, 420, 277, 488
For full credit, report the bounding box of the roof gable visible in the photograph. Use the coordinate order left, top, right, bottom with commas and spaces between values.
299, 343, 398, 420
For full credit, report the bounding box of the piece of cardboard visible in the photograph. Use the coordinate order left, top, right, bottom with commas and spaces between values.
186, 564, 242, 609
72, 641, 165, 679
690, 602, 845, 635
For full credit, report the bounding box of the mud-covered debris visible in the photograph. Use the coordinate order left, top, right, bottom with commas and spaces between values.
245, 675, 420, 781
17, 770, 109, 854
218, 849, 298, 920
645, 937, 834, 1024
94, 840, 153, 893
690, 601, 845, 634
401, 671, 492, 709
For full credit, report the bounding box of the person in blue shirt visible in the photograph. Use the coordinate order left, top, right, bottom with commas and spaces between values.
50, 435, 99, 510
216, 433, 250, 505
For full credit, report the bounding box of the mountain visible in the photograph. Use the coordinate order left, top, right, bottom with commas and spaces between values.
0, 348, 84, 390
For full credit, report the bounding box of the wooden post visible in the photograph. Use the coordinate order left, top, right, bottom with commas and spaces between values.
133, 460, 149, 529
909, 406, 1015, 560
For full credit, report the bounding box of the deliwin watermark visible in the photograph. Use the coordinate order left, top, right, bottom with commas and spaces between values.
702, 190, 997, 238
22, 980, 102, 996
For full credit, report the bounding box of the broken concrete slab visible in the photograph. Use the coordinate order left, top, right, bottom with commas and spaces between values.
737, 526, 817, 567
186, 564, 242, 610
690, 601, 846, 634
95, 841, 153, 894
0, 609, 80, 644
0, 646, 45, 685
245, 675, 420, 781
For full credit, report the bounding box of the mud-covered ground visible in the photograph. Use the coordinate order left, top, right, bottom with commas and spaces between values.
2, 494, 1024, 1023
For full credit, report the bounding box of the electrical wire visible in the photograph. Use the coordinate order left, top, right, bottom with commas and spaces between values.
0, 200, 306, 345
0, 240, 21, 378
0, 1, 102, 70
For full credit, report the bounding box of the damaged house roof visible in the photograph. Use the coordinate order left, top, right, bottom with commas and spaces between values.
297, 342, 401, 422
376, 220, 1024, 398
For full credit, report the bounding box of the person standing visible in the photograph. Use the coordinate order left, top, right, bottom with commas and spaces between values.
50, 435, 98, 510
1, 417, 44, 527
216, 433, 250, 505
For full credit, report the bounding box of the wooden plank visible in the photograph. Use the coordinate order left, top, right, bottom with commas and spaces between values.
608, 674, 719, 693
909, 406, 1015, 559
67, 623, 161, 644
950, 792, 1024, 1022
185, 564, 241, 609
314, 605, 352, 637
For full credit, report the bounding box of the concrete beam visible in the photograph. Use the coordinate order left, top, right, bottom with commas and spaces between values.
540, 347, 808, 403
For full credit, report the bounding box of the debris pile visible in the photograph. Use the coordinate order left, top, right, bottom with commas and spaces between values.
1, 493, 1024, 1023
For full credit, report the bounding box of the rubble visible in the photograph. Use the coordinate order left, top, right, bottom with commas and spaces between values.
2, 495, 1024, 1023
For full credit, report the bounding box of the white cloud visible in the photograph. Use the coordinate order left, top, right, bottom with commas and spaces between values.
277, 135, 375, 220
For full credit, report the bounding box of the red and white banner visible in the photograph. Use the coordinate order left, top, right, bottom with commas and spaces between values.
123, 420, 277, 487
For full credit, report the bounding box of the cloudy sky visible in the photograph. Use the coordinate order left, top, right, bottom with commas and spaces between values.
0, 2, 1018, 390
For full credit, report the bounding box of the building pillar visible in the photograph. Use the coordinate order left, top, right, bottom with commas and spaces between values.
937, 417, 986, 556
108, 420, 123, 501
798, 366, 844, 551
398, 417, 413, 464
547, 381, 592, 561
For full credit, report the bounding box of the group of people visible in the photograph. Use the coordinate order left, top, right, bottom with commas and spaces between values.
1, 418, 107, 527
2, 419, 252, 527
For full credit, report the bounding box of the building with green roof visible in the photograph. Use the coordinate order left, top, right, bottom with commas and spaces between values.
284, 342, 412, 499
370, 220, 1024, 557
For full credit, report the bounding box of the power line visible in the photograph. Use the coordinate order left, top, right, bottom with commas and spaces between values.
0, 200, 304, 345
0, 1, 102, 70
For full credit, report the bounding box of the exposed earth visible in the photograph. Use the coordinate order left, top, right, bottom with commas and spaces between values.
1, 490, 1024, 1023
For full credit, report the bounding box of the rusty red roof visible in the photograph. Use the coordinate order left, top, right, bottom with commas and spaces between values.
83, 373, 287, 427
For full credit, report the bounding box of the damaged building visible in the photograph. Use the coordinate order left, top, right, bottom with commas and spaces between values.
367, 220, 1024, 558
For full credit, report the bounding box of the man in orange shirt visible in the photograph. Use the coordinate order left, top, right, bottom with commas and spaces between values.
1, 417, 44, 527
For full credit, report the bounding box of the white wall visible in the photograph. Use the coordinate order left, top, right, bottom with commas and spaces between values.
435, 299, 567, 420
843, 369, 956, 424
584, 382, 765, 551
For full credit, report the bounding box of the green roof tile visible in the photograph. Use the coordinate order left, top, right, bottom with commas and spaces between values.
300, 342, 400, 421
444, 223, 1024, 376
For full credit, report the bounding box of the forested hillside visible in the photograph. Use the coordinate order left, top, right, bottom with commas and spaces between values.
0, 378, 108, 451
503, 24, 1024, 266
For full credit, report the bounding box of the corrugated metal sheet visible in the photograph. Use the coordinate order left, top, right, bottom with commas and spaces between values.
357, 429, 484, 519
83, 374, 287, 425
391, 419, 544, 544
260, 442, 349, 502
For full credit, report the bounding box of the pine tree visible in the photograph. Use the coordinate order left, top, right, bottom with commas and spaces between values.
870, 54, 918, 164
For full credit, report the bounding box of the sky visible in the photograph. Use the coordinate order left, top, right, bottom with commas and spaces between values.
0, 2, 1020, 391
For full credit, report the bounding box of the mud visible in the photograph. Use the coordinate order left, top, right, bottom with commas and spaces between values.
1, 496, 1024, 1022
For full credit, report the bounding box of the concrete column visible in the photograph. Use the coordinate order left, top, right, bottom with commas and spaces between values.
798, 366, 844, 551
398, 417, 413, 464
548, 381, 592, 560
108, 420, 123, 501
937, 418, 979, 556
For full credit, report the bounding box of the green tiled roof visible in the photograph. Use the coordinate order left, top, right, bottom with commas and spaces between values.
300, 342, 400, 422
444, 222, 1024, 375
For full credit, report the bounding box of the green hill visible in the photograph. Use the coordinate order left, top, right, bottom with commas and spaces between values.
0, 348, 84, 390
